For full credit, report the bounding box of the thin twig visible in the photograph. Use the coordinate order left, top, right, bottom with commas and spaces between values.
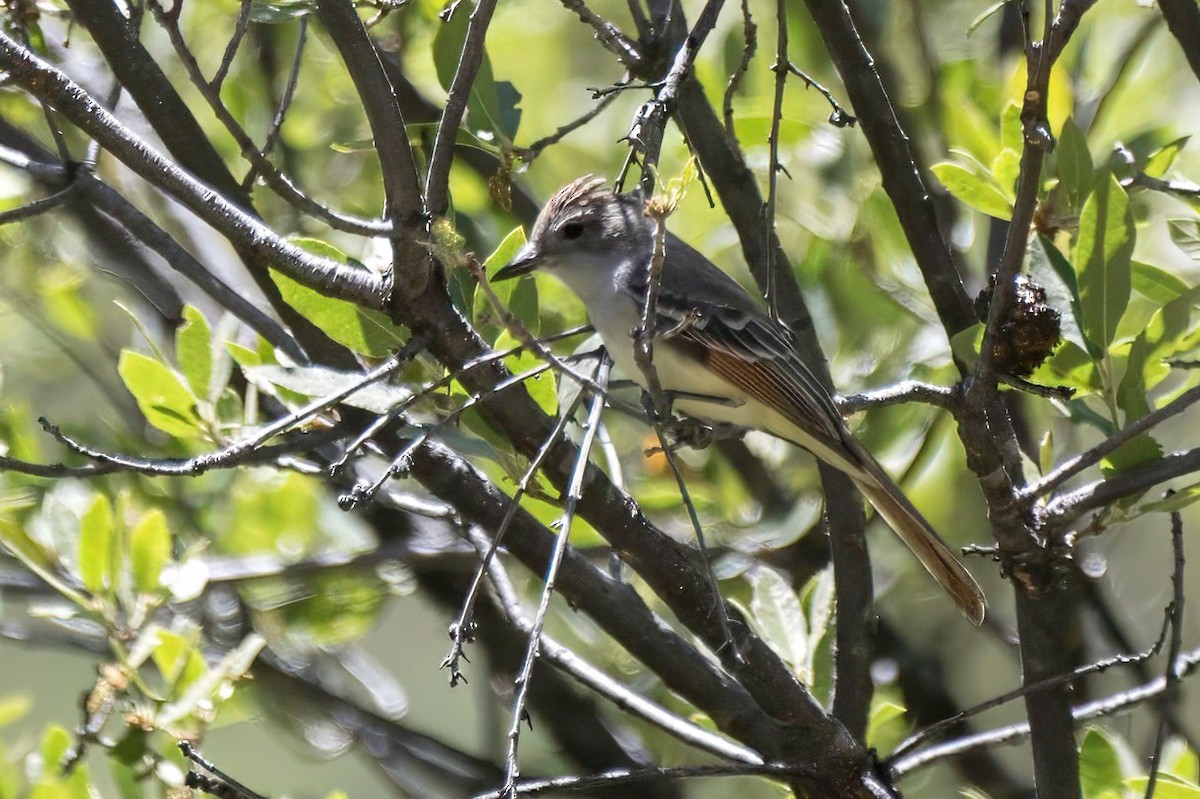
519, 89, 622, 164
890, 642, 1200, 777
211, 0, 253, 92
500, 360, 609, 798
764, 0, 788, 320
968, 0, 1097, 409
888, 597, 1176, 764
340, 362, 557, 508
627, 0, 727, 190
0, 184, 76, 225
1144, 506, 1187, 799
38, 338, 427, 476
442, 385, 591, 685
426, 0, 501, 218
1115, 143, 1200, 199
0, 32, 385, 305
179, 741, 269, 799
836, 380, 957, 414
244, 17, 308, 187
1043, 448, 1200, 528
784, 64, 856, 127
722, 0, 756, 137
469, 524, 763, 765
558, 0, 642, 67
652, 424, 743, 662
1021, 385, 1200, 502
147, 1, 390, 237
473, 762, 823, 798
329, 324, 594, 473
632, 209, 673, 418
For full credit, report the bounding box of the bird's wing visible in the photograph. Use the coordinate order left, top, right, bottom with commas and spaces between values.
623, 251, 847, 449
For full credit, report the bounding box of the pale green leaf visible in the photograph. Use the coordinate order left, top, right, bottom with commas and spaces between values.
1057, 118, 1094, 210
1074, 175, 1134, 350
176, 305, 213, 400
1144, 136, 1190, 179
1140, 483, 1200, 513
1132, 261, 1190, 305
118, 351, 201, 437
271, 239, 405, 357
78, 494, 114, 596
130, 509, 171, 594
0, 694, 31, 728
1125, 775, 1200, 799
1169, 219, 1200, 262
747, 566, 808, 676
931, 162, 1014, 219
1079, 727, 1126, 799
494, 329, 557, 415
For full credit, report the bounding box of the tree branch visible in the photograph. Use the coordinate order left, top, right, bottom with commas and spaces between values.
0, 32, 385, 308
1044, 448, 1200, 529
425, 0, 501, 217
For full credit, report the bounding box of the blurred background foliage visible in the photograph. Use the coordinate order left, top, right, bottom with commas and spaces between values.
0, 0, 1199, 796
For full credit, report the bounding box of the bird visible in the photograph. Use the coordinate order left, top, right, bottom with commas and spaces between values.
493, 175, 986, 625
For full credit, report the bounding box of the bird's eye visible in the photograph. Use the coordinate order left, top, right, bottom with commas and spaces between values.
561, 221, 585, 240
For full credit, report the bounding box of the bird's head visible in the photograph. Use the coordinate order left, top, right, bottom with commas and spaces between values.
493, 175, 651, 281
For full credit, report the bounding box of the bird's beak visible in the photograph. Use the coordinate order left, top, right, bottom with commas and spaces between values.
492, 242, 540, 281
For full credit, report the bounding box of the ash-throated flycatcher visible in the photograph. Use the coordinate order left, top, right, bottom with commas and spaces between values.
494, 176, 986, 625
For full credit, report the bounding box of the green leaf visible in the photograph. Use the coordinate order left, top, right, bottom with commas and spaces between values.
78, 494, 114, 596
747, 566, 808, 676
1029, 340, 1101, 395
39, 267, 98, 341
966, 0, 1008, 35
494, 329, 557, 415
1140, 483, 1200, 514
433, 2, 521, 143
1100, 433, 1162, 477
473, 226, 529, 329
1132, 261, 1190, 304
1142, 286, 1200, 364
1039, 430, 1054, 475
999, 101, 1022, 156
1116, 336, 1157, 421
1057, 118, 1094, 210
1169, 219, 1200, 262
931, 162, 1013, 219
865, 692, 907, 757
176, 306, 213, 399
0, 694, 31, 728
1038, 235, 1098, 357
226, 341, 262, 368
118, 351, 201, 437
1163, 738, 1200, 783
40, 724, 72, 774
1074, 174, 1134, 351
152, 629, 190, 685
1125, 775, 1200, 799
1079, 727, 1126, 799
991, 148, 1020, 197
1144, 136, 1190, 179
130, 509, 171, 594
271, 240, 406, 357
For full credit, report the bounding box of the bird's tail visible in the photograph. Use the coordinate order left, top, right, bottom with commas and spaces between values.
845, 444, 987, 626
